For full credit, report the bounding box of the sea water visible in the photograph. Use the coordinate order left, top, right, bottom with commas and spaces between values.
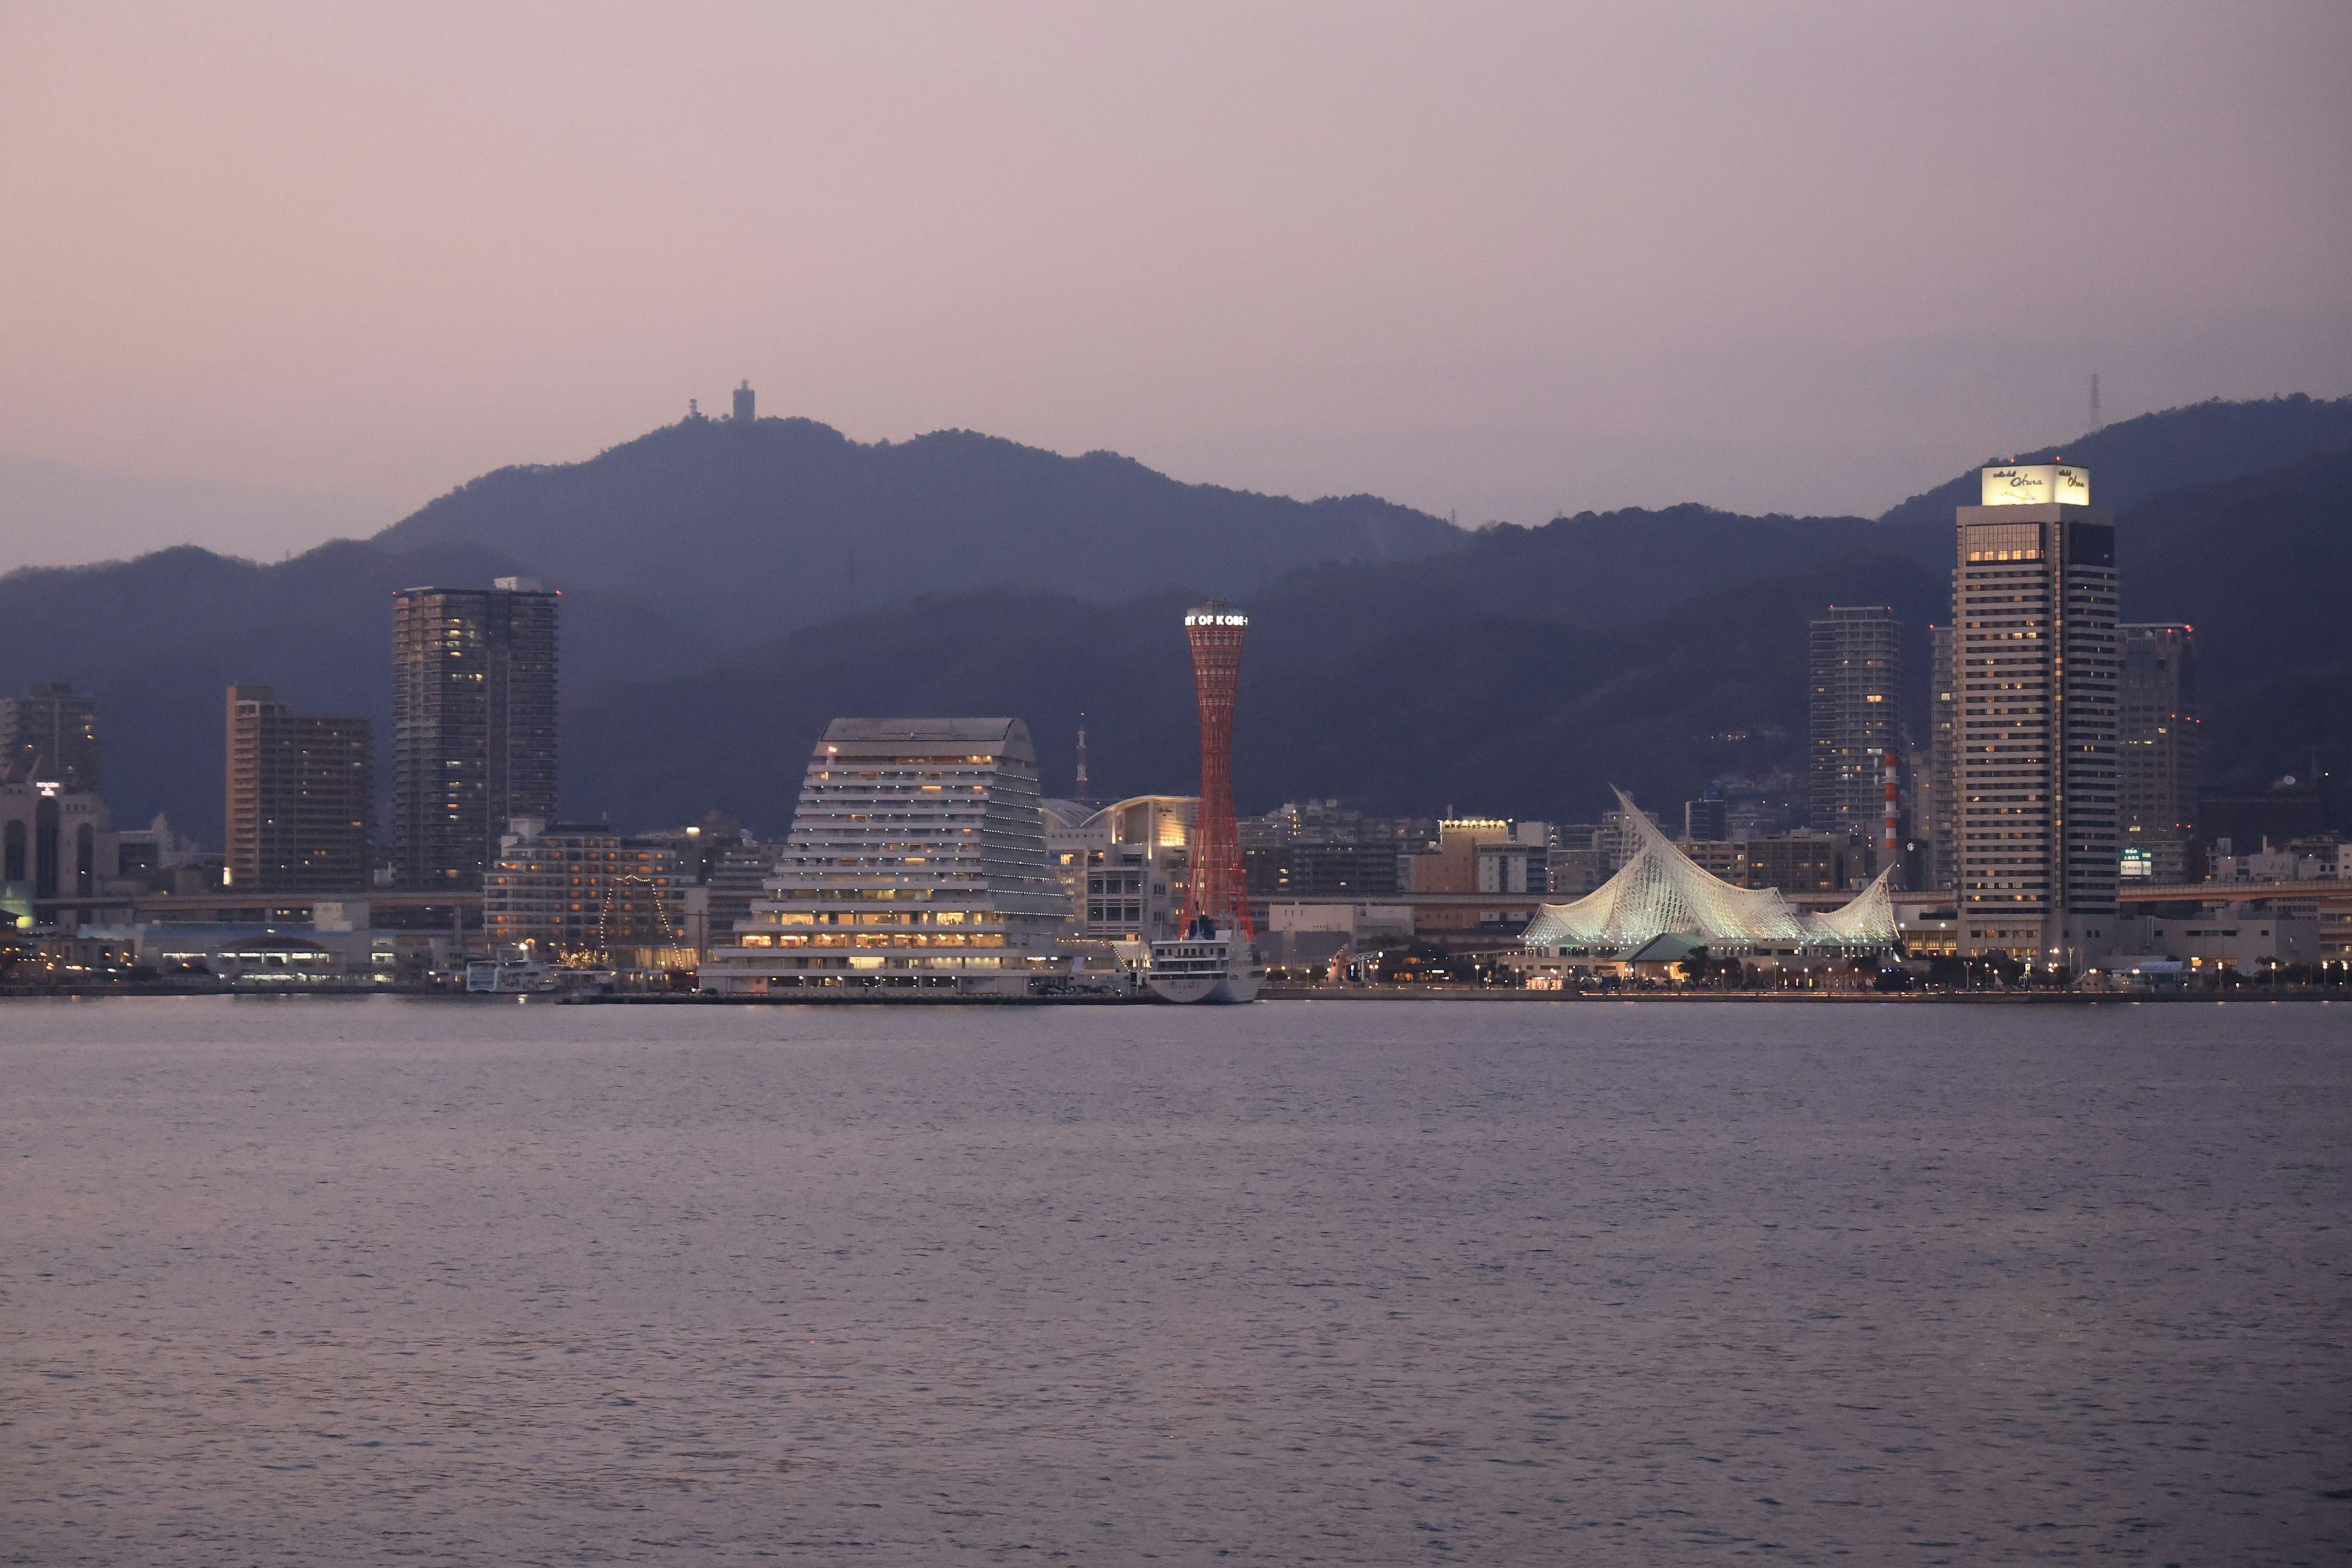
2, 998, 2346, 1564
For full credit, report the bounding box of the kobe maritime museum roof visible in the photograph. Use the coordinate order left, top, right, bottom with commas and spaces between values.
1521, 790, 1899, 956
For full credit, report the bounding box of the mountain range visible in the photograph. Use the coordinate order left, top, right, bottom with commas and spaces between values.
1, 394, 2345, 845
373, 417, 1461, 643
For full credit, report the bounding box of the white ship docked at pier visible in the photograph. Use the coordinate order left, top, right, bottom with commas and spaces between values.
1145, 915, 1264, 1004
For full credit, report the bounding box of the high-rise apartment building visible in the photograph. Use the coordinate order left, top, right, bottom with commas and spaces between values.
1953, 462, 2120, 966
1, 682, 101, 791
2117, 624, 2199, 884
390, 579, 559, 888
224, 685, 372, 892
703, 718, 1069, 996
1683, 788, 1728, 844
1808, 605, 1903, 834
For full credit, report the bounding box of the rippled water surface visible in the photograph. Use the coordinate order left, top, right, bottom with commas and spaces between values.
3, 998, 2348, 1564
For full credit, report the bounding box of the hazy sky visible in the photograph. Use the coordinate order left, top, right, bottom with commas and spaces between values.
2, 1, 2348, 567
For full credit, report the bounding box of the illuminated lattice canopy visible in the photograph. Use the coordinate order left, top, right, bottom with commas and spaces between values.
1523, 790, 1899, 955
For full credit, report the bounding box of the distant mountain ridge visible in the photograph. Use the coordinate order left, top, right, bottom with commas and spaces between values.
372, 416, 1465, 640
0, 394, 2343, 842
1875, 393, 2352, 537
563, 432, 2352, 834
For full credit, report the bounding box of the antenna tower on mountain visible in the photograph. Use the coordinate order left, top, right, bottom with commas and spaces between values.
2090, 372, 2102, 434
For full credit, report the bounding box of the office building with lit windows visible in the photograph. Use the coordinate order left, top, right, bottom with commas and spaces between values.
224, 685, 372, 893
1926, 623, 1956, 892
1, 682, 101, 793
390, 579, 559, 889
703, 718, 1070, 995
2117, 623, 2199, 884
1807, 605, 1902, 835
1952, 462, 2120, 966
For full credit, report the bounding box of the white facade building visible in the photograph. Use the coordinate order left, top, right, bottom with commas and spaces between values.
1043, 794, 1196, 943
1, 778, 117, 927
702, 718, 1070, 997
2147, 914, 2321, 971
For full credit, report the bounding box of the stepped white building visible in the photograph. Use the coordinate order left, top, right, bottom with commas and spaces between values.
1522, 790, 1898, 968
701, 718, 1071, 997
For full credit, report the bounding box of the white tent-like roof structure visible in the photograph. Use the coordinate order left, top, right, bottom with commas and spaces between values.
1523, 790, 1899, 955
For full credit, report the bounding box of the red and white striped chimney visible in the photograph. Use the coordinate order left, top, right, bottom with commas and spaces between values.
1882, 750, 1900, 870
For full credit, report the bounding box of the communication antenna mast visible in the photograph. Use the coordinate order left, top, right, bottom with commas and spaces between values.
2089, 372, 2101, 434
1074, 711, 1092, 805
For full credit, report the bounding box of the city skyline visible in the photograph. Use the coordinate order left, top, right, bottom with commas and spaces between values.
6, 14, 2350, 1563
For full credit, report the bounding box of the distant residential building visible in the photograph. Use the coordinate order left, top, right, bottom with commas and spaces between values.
1, 682, 100, 791
1599, 805, 1666, 872
1738, 834, 1853, 894
1679, 840, 1741, 881
1546, 845, 1609, 899
1953, 462, 2120, 965
1237, 799, 1429, 905
390, 579, 559, 889
1246, 840, 1396, 900
701, 841, 778, 952
483, 818, 688, 970
1722, 795, 1790, 842
1926, 624, 1956, 892
2117, 624, 2199, 884
112, 813, 202, 883
224, 685, 372, 893
1240, 798, 1431, 848
731, 380, 755, 421
1403, 818, 1541, 892
1808, 606, 1902, 834
704, 718, 1069, 996
1682, 788, 1728, 843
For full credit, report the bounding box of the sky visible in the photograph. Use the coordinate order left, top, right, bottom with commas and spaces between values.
1, 1, 2348, 569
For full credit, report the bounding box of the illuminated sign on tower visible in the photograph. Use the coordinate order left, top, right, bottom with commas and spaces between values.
1979, 463, 2090, 506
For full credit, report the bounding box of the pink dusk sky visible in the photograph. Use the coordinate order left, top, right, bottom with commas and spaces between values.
1, 1, 2347, 568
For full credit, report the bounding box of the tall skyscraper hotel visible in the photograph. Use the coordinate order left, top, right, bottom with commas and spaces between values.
390, 579, 559, 888
1953, 462, 2120, 967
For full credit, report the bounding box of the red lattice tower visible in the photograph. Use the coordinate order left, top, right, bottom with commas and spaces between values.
1179, 600, 1253, 938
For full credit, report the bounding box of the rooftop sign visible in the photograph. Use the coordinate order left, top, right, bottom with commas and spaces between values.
1980, 464, 2090, 506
